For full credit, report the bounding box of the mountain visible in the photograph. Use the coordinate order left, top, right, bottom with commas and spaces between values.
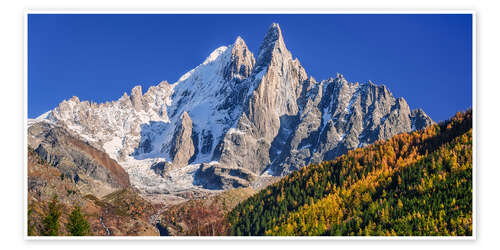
27, 125, 160, 236
227, 110, 472, 236
29, 23, 432, 199
28, 122, 130, 197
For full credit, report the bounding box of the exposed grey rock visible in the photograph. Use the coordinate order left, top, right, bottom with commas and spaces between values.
194, 163, 256, 190
130, 85, 144, 111
27, 122, 130, 197
150, 161, 173, 177
169, 112, 195, 167
200, 130, 214, 154
273, 76, 434, 175
218, 23, 307, 175
411, 108, 434, 130
217, 24, 434, 176
224, 36, 255, 80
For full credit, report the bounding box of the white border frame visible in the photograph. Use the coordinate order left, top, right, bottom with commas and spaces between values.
23, 10, 477, 241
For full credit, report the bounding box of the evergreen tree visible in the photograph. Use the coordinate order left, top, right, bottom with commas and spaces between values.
42, 196, 61, 236
67, 206, 91, 236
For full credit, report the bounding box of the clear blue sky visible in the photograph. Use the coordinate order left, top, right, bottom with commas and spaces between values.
28, 14, 472, 122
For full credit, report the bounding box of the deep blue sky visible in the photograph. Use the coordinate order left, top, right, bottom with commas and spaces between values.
28, 14, 472, 122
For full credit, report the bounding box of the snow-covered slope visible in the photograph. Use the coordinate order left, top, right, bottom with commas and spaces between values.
31, 35, 258, 196
29, 23, 433, 198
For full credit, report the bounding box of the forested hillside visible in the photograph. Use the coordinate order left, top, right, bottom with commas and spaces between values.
227, 110, 472, 236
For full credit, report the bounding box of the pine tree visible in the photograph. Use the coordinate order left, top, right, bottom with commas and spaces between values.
42, 196, 61, 236
67, 206, 91, 236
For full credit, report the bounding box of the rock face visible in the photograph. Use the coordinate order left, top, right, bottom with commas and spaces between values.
224, 36, 255, 80
28, 122, 130, 197
217, 23, 307, 174
30, 23, 433, 194
214, 24, 433, 176
130, 85, 145, 111
194, 163, 257, 190
411, 108, 434, 130
169, 112, 195, 167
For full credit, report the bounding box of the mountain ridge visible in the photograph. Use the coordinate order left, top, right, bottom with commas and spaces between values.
29, 23, 433, 198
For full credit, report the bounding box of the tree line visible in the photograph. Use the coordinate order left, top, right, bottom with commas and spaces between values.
227, 110, 472, 236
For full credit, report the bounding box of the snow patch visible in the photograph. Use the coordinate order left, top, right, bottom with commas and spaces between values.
203, 46, 228, 65
103, 137, 123, 160
228, 128, 245, 135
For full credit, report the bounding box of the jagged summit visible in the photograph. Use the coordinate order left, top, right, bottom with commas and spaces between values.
264, 22, 283, 42
176, 36, 255, 84
234, 36, 246, 46
130, 85, 144, 111
255, 22, 289, 68
226, 36, 255, 80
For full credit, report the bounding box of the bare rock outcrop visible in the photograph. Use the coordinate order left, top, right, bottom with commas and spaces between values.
28, 122, 130, 197
169, 112, 195, 167
130, 85, 145, 111
194, 163, 257, 189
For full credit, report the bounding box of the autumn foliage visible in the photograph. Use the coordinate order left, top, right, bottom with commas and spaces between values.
227, 110, 473, 236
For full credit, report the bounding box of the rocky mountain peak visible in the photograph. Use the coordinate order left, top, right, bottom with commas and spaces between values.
234, 36, 246, 47
225, 36, 255, 80
255, 22, 289, 69
264, 22, 283, 44
158, 80, 170, 88
70, 96, 80, 103
120, 92, 129, 100
131, 85, 142, 97
130, 85, 144, 111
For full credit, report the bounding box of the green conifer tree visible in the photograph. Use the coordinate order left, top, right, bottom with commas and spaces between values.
67, 206, 91, 236
42, 196, 61, 236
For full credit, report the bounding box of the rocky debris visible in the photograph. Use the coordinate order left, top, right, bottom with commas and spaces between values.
195, 163, 257, 190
